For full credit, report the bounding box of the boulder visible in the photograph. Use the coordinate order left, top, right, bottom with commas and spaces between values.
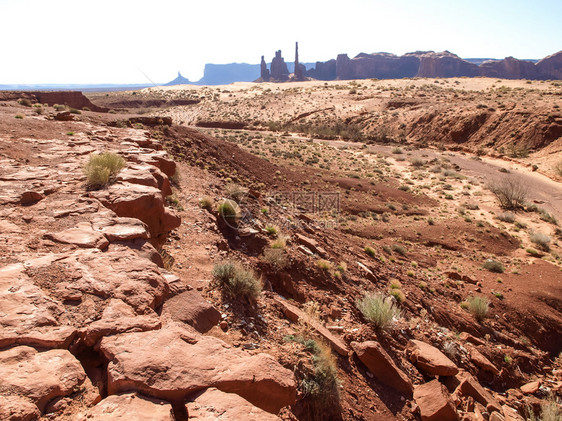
100, 323, 297, 414
406, 339, 459, 376
161, 289, 221, 333
414, 380, 458, 421
0, 346, 86, 412
351, 341, 413, 395
187, 388, 281, 420
90, 182, 180, 237
46, 222, 109, 249
77, 393, 173, 420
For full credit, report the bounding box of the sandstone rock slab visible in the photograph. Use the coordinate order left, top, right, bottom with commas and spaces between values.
82, 299, 161, 347
0, 263, 76, 348
161, 289, 220, 333
414, 379, 458, 421
0, 395, 40, 421
46, 222, 109, 249
91, 216, 149, 241
77, 393, 172, 420
0, 346, 86, 412
100, 323, 296, 414
351, 341, 413, 395
406, 339, 459, 376
90, 182, 180, 237
187, 388, 280, 420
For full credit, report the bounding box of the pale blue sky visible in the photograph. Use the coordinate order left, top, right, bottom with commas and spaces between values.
0, 0, 560, 84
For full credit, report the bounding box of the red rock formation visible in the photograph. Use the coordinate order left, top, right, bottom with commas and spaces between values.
260, 55, 270, 81
32, 91, 108, 112
417, 51, 479, 77
536, 50, 562, 80
270, 50, 289, 81
480, 56, 538, 79
294, 42, 306, 81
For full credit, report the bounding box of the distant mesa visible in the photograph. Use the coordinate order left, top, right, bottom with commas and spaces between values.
258, 48, 562, 82
162, 48, 562, 88
164, 72, 191, 86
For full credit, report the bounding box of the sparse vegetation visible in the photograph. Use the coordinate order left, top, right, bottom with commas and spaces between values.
265, 224, 279, 236
497, 212, 515, 223
483, 259, 504, 273
316, 259, 332, 272
530, 231, 551, 252
356, 292, 401, 330
212, 261, 261, 300
83, 152, 125, 190
488, 177, 528, 209
364, 246, 376, 257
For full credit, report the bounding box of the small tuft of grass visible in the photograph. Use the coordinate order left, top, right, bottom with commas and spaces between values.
466, 296, 489, 322
270, 234, 288, 249
212, 261, 261, 300
356, 292, 400, 330
265, 224, 279, 236
391, 244, 407, 256
217, 199, 240, 220
83, 152, 125, 190
364, 246, 376, 257
316, 259, 332, 272
198, 196, 214, 210
389, 289, 406, 303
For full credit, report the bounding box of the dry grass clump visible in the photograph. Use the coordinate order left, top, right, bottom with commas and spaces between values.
530, 231, 551, 252
261, 248, 289, 269
364, 246, 376, 257
225, 183, 248, 201
198, 196, 214, 210
497, 212, 516, 223
356, 292, 400, 330
83, 152, 125, 190
212, 261, 261, 300
466, 296, 489, 322
316, 259, 333, 271
488, 176, 528, 209
217, 199, 240, 220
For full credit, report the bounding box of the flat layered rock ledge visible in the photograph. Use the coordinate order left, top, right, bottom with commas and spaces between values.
0, 124, 295, 420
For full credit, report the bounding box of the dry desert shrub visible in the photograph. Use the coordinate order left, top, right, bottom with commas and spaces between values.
261, 248, 288, 269
483, 258, 504, 273
530, 231, 551, 252
488, 176, 528, 209
356, 292, 400, 330
83, 152, 125, 190
212, 261, 261, 300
